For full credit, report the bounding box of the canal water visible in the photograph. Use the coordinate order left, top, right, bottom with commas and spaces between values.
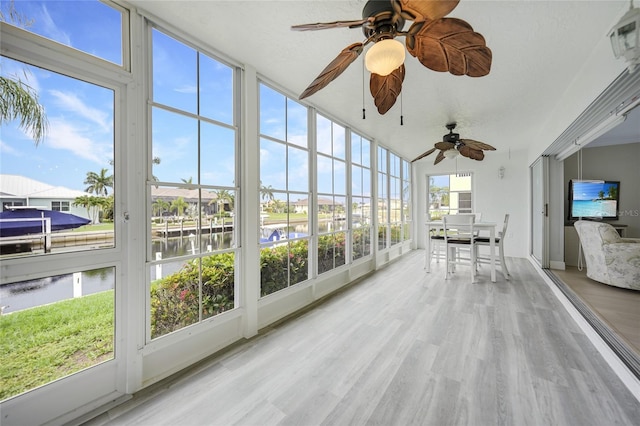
0, 267, 115, 314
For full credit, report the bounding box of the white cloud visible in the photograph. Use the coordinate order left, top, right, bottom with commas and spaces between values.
0, 140, 22, 157
38, 4, 72, 46
48, 90, 111, 132
46, 119, 111, 164
175, 85, 197, 94
162, 136, 191, 159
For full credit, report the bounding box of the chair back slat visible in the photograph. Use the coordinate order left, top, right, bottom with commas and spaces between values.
442, 214, 475, 243
500, 213, 510, 238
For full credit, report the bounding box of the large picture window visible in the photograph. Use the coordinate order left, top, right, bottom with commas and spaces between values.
316, 114, 347, 274
259, 83, 310, 296
389, 152, 402, 245
377, 148, 411, 248
350, 132, 372, 260
148, 28, 238, 339
402, 158, 412, 242
377, 146, 389, 249
427, 173, 473, 219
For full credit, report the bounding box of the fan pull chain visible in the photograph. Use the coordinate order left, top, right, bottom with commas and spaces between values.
400, 92, 404, 125
362, 60, 366, 120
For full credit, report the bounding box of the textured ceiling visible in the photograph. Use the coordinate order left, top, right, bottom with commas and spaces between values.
127, 0, 633, 160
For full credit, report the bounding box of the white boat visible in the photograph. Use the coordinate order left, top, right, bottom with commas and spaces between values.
259, 224, 306, 243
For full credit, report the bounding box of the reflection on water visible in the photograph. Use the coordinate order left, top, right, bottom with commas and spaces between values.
151, 232, 234, 258
0, 267, 115, 314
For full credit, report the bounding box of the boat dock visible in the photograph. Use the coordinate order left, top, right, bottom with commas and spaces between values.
154, 222, 234, 238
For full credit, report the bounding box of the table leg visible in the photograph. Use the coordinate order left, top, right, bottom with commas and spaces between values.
425, 225, 431, 272
489, 227, 496, 282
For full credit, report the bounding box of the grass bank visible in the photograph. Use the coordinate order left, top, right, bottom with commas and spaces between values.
0, 291, 114, 400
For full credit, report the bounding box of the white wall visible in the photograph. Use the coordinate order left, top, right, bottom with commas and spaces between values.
27, 198, 89, 220
527, 18, 628, 164
414, 148, 529, 258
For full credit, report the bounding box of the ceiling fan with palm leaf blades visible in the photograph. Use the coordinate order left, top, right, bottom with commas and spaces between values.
292, 0, 492, 115
412, 123, 496, 164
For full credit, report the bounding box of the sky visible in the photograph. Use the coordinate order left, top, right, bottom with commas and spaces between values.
572, 181, 619, 201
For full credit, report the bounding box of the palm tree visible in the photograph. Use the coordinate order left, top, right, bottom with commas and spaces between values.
272, 199, 285, 213
84, 168, 113, 196
170, 197, 188, 217
0, 2, 48, 145
153, 199, 170, 217
260, 182, 275, 202
218, 189, 235, 211
102, 194, 115, 222
0, 74, 48, 145
73, 195, 106, 224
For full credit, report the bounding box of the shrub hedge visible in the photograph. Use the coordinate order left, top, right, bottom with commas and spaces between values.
151, 229, 373, 336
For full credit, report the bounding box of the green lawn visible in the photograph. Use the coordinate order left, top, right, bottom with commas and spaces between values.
262, 212, 332, 223
0, 292, 114, 400
73, 223, 114, 232
262, 212, 308, 223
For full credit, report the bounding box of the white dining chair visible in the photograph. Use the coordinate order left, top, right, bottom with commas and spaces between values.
428, 213, 482, 266
475, 213, 510, 280
429, 223, 446, 264
442, 214, 477, 283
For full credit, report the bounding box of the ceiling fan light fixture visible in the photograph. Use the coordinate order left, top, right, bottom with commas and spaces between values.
365, 39, 405, 76
443, 149, 460, 159
609, 0, 640, 72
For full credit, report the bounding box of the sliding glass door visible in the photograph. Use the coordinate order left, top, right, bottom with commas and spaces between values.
530, 156, 549, 267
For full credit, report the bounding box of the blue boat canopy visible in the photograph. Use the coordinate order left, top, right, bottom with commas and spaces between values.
0, 208, 91, 238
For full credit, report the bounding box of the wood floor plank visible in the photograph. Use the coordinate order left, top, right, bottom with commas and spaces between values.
86, 251, 640, 426
553, 266, 640, 353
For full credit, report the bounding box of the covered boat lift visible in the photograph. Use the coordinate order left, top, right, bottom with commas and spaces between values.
0, 208, 91, 253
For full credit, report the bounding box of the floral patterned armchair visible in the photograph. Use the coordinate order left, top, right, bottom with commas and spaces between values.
574, 220, 640, 291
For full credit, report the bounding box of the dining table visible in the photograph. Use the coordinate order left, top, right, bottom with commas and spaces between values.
425, 220, 497, 282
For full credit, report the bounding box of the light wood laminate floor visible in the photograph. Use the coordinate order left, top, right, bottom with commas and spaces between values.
86, 251, 640, 426
552, 266, 640, 355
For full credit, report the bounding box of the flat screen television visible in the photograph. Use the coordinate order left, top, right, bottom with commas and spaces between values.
568, 179, 620, 221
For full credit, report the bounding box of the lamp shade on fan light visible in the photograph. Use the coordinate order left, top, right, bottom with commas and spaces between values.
365, 39, 405, 76
443, 149, 459, 159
